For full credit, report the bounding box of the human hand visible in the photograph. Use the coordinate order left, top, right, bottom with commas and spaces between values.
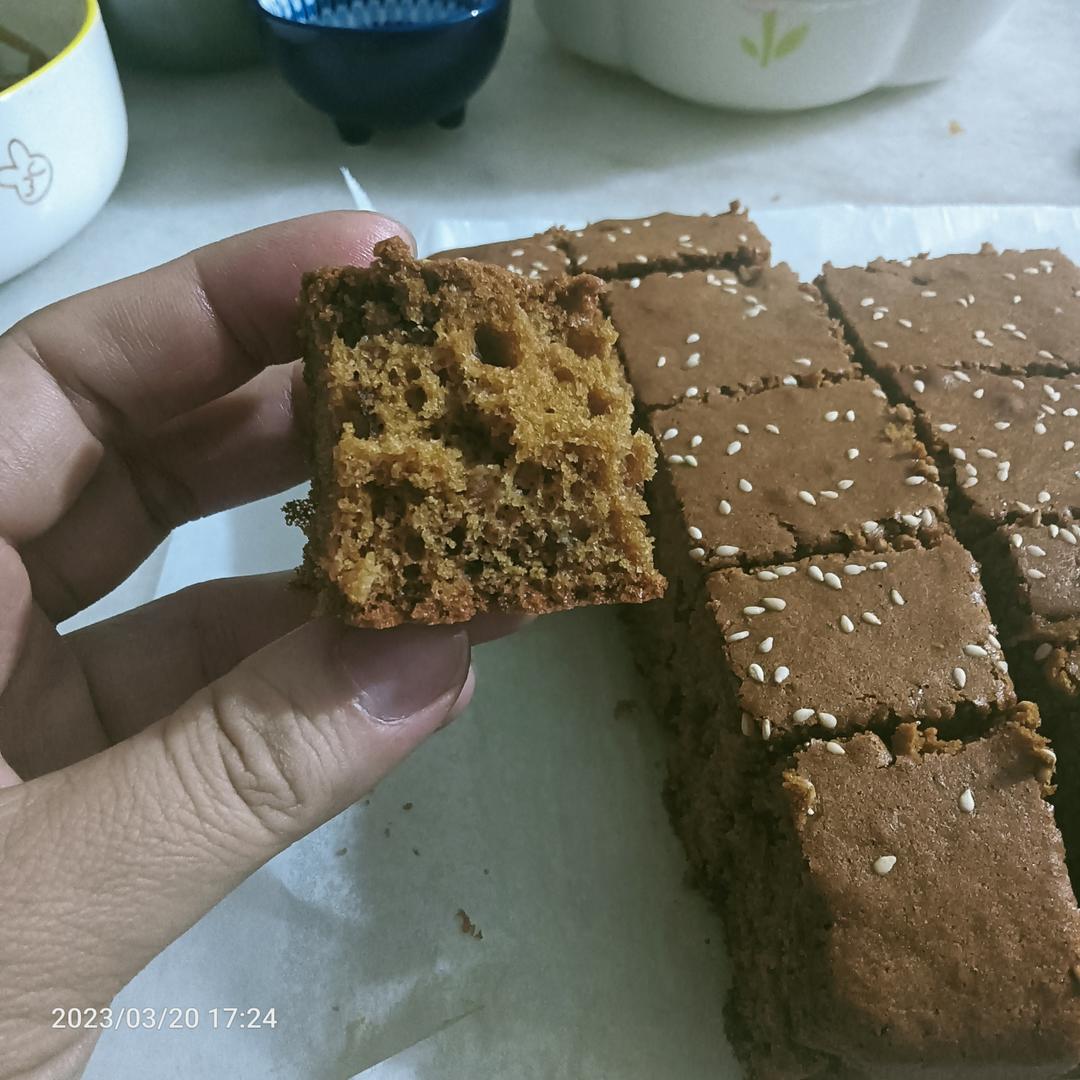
0, 213, 517, 1077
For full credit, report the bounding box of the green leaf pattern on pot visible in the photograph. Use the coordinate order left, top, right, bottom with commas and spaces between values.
741, 10, 809, 68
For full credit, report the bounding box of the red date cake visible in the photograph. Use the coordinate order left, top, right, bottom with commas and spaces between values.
289, 237, 664, 628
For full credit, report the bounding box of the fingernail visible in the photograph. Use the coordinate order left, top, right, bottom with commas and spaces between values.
336, 625, 470, 724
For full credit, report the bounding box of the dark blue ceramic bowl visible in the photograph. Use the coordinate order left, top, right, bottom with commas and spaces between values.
254, 0, 511, 143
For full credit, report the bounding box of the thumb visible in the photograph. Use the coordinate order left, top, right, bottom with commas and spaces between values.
0, 617, 469, 1062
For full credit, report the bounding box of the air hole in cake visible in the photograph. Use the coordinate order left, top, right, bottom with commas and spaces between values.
474, 324, 518, 368
403, 531, 425, 562
439, 407, 512, 467
567, 327, 605, 359
554, 366, 575, 383
369, 480, 424, 524
588, 388, 613, 416
514, 461, 553, 496
405, 385, 427, 412
448, 524, 466, 551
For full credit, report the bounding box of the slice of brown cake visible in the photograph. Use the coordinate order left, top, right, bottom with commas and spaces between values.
289, 237, 665, 628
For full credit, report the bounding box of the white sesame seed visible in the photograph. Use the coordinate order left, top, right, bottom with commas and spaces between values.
963, 477, 979, 488
762, 597, 787, 611
994, 421, 1011, 430
902, 513, 921, 527
685, 353, 701, 369
629, 277, 641, 288
1035, 643, 1053, 661
766, 423, 780, 435
1028, 545, 1047, 557
760, 718, 771, 741
1013, 379, 1026, 390
847, 448, 860, 460
862, 612, 882, 626
749, 663, 765, 682
873, 855, 897, 876
782, 376, 798, 386
686, 332, 701, 344
716, 545, 740, 557
939, 423, 958, 432
1011, 532, 1024, 547
820, 490, 839, 500
774, 666, 790, 685
959, 789, 976, 814
818, 712, 838, 730
684, 455, 699, 467
920, 289, 938, 298
826, 741, 846, 756
905, 476, 927, 485
872, 389, 888, 400
1035, 422, 1048, 435
953, 371, 972, 383
862, 522, 882, 535
974, 388, 986, 398
1038, 491, 1051, 503
685, 386, 699, 398
1066, 409, 1078, 418
976, 448, 998, 459
744, 606, 766, 617
860, 297, 875, 307
1028, 568, 1047, 579
1063, 529, 1078, 544
736, 423, 751, 434
870, 561, 888, 571
662, 428, 678, 442
668, 454, 685, 464
951, 448, 967, 461
635, 254, 648, 264
890, 589, 905, 606
1023, 266, 1039, 275
794, 357, 813, 367
844, 564, 866, 576
759, 637, 774, 654
898, 318, 913, 329
793, 708, 815, 723
1003, 272, 1016, 280
757, 570, 778, 582
1017, 501, 1034, 513
873, 341, 889, 349
809, 565, 825, 582
657, 356, 667, 368
964, 644, 989, 658
719, 499, 732, 515
727, 440, 742, 455
824, 573, 843, 590
727, 630, 750, 642
688, 526, 703, 541
741, 712, 754, 736
825, 410, 839, 422
913, 379, 926, 394
798, 490, 817, 506
739, 478, 753, 493
775, 566, 798, 576
690, 435, 703, 448
952, 667, 967, 689
840, 615, 855, 633
988, 633, 1001, 648
1050, 524, 1060, 538
845, 410, 856, 422
689, 546, 705, 559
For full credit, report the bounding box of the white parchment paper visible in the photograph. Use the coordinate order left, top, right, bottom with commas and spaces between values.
80, 205, 1080, 1080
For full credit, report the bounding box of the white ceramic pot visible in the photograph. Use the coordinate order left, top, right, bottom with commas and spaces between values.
0, 0, 127, 285
535, 0, 1018, 111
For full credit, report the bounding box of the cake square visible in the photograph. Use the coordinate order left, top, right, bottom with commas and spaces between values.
291, 237, 665, 628
649, 379, 946, 571
605, 263, 855, 410
819, 246, 1080, 381
704, 538, 1013, 742
724, 721, 1080, 1078
432, 230, 571, 282
563, 205, 769, 280
897, 366, 1080, 526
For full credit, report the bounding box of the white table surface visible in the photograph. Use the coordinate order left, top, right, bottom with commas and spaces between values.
2, 4, 1080, 1079
2, 0, 1080, 330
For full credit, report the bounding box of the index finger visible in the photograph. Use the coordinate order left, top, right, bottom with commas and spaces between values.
10, 210, 412, 438
0, 211, 411, 549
